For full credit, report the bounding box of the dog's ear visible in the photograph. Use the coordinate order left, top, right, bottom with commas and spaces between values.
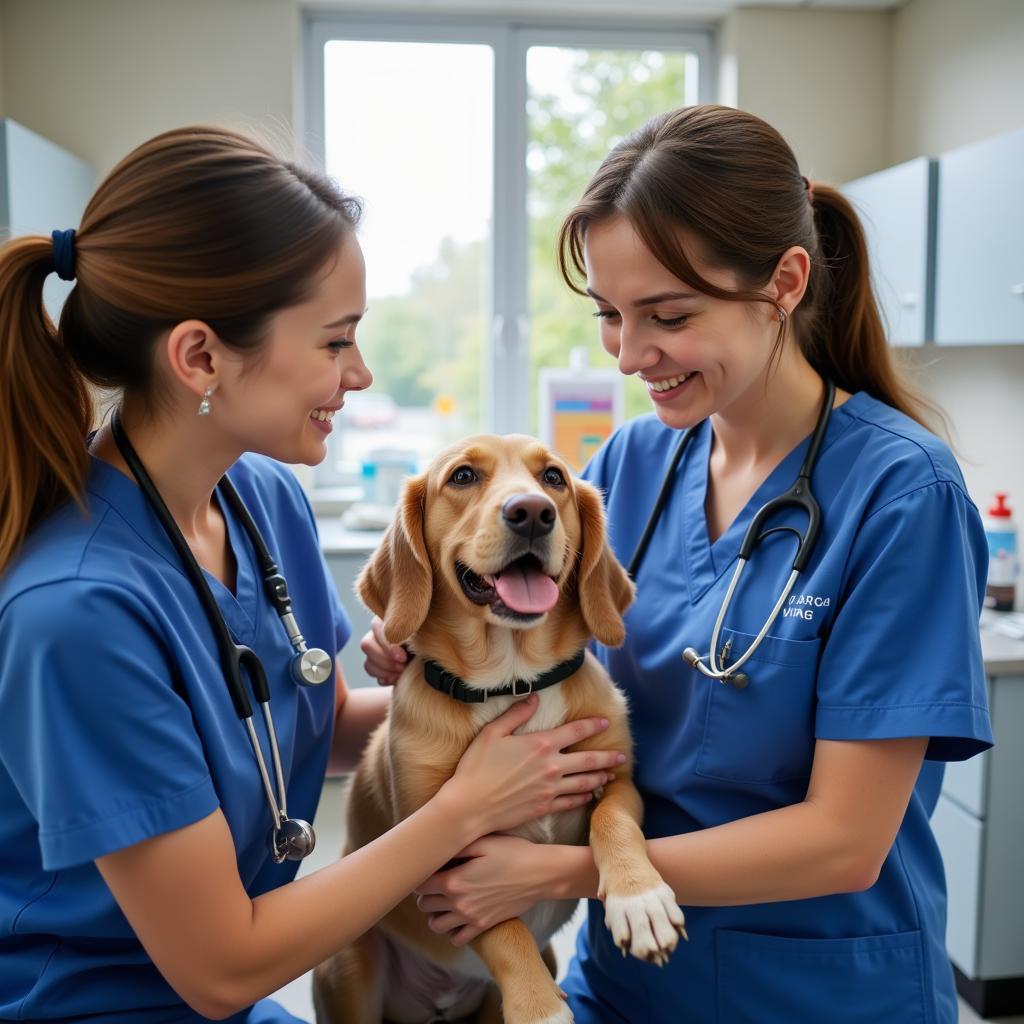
357, 473, 432, 645
574, 478, 635, 647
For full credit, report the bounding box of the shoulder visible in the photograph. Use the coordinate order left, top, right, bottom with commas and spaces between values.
829, 392, 974, 516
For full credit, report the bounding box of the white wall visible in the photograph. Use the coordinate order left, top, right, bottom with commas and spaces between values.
0, 0, 300, 176
718, 7, 891, 185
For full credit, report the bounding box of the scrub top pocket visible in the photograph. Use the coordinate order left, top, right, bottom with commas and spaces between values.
715, 928, 927, 1024
696, 629, 822, 784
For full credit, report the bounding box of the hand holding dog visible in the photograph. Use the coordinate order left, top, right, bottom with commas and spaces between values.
443, 694, 624, 838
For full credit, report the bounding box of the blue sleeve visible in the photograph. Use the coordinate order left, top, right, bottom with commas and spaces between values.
0, 581, 219, 871
815, 481, 993, 761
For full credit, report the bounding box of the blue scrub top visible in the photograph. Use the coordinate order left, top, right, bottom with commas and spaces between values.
562, 392, 992, 1024
0, 453, 350, 1023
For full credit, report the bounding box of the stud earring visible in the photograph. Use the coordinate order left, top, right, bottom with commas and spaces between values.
776, 306, 788, 324
198, 385, 214, 417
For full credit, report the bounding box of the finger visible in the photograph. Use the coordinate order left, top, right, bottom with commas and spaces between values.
550, 792, 597, 813
415, 874, 445, 896
549, 716, 610, 751
486, 693, 538, 736
428, 911, 462, 934
416, 894, 450, 914
558, 770, 609, 796
451, 924, 482, 946
561, 749, 627, 775
377, 673, 398, 687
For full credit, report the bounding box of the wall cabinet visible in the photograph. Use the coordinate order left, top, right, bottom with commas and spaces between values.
934, 127, 1024, 345
842, 156, 935, 346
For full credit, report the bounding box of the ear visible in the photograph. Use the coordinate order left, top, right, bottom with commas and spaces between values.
356, 473, 432, 644
574, 478, 635, 648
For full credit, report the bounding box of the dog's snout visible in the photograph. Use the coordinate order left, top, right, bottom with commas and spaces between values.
502, 493, 556, 540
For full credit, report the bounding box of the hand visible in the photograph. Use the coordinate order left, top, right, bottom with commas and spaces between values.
360, 615, 408, 686
443, 695, 624, 839
415, 835, 552, 945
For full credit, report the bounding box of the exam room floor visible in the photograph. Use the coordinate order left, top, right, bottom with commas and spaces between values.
273, 778, 1024, 1024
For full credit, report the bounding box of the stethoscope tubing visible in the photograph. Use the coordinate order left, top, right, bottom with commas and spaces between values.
630, 378, 835, 686
109, 410, 314, 861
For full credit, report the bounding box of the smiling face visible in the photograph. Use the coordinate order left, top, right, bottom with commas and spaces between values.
424, 435, 578, 629
214, 232, 372, 465
583, 214, 782, 432
357, 434, 635, 675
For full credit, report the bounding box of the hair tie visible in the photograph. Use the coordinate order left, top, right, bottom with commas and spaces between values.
51, 229, 77, 282
801, 176, 815, 205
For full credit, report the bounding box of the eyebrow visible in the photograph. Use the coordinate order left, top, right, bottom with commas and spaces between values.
586, 288, 699, 307
322, 310, 367, 329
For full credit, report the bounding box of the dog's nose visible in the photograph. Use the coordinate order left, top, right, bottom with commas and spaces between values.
502, 493, 556, 540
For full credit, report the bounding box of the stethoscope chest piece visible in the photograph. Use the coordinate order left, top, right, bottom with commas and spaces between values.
292, 647, 334, 686
273, 815, 317, 862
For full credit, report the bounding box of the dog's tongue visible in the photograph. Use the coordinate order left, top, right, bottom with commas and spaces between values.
494, 561, 559, 614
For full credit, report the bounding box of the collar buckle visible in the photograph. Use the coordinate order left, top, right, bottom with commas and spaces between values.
511, 678, 533, 698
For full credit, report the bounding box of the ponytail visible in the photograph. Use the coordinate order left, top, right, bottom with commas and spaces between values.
802, 184, 947, 435
0, 236, 92, 574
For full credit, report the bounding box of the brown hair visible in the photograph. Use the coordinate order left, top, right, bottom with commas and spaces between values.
558, 104, 945, 431
0, 125, 362, 574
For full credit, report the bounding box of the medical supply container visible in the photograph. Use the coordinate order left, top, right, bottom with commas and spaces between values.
983, 493, 1018, 611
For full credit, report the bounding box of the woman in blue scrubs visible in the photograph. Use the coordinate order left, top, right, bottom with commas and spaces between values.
374, 105, 994, 1022
0, 126, 621, 1023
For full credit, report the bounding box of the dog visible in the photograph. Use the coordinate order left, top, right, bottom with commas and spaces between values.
313, 434, 686, 1024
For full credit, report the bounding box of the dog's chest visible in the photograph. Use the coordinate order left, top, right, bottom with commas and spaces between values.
468, 688, 588, 849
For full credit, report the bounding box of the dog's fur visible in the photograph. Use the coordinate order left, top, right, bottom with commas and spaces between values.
313, 434, 685, 1024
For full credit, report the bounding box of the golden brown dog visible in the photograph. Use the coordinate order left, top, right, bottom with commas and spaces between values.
313, 434, 685, 1024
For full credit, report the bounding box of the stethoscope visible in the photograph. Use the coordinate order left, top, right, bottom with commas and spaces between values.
627, 378, 835, 689
111, 410, 333, 862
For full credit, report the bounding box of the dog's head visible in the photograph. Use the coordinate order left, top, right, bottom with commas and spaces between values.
357, 434, 634, 651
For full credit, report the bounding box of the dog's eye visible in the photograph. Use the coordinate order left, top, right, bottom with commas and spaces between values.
542, 467, 566, 487
449, 465, 478, 486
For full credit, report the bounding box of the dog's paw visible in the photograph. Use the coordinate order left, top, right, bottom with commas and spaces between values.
603, 883, 688, 966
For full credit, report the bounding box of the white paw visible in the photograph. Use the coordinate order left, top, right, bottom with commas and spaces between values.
603, 883, 688, 966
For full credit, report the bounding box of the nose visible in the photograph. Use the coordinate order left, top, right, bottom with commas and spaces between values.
502, 493, 556, 541
613, 320, 661, 378
342, 350, 373, 392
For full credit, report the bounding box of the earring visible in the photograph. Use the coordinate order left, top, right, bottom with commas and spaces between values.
198, 385, 214, 417
776, 306, 788, 324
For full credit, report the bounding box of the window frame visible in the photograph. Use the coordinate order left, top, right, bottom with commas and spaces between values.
302, 12, 716, 439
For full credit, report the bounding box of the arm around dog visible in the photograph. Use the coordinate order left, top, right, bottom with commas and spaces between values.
96, 694, 616, 1018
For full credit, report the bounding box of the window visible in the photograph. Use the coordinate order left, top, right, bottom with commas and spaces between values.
304, 16, 712, 492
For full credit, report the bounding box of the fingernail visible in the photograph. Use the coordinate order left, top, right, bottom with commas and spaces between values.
600, 718, 610, 728
616, 753, 626, 764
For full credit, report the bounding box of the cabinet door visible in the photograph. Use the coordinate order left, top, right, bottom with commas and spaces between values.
935, 127, 1024, 344
842, 157, 934, 346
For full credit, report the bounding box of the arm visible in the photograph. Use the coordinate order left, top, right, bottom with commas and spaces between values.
418, 736, 927, 942
97, 697, 620, 1019
326, 662, 390, 775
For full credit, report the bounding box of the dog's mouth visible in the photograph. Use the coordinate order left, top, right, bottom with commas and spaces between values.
455, 554, 560, 621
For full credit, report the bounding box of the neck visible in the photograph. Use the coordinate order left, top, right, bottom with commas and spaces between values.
710, 352, 831, 471
91, 402, 241, 541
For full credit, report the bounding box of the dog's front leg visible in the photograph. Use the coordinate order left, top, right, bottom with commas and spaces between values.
470, 919, 572, 1024
589, 778, 687, 966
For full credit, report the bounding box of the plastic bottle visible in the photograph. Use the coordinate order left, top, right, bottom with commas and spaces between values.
983, 493, 1018, 611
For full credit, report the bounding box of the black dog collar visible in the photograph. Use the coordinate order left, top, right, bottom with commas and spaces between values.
423, 649, 586, 704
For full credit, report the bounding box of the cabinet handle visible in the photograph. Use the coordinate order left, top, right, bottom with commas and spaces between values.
900, 292, 919, 308
1011, 283, 1024, 297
